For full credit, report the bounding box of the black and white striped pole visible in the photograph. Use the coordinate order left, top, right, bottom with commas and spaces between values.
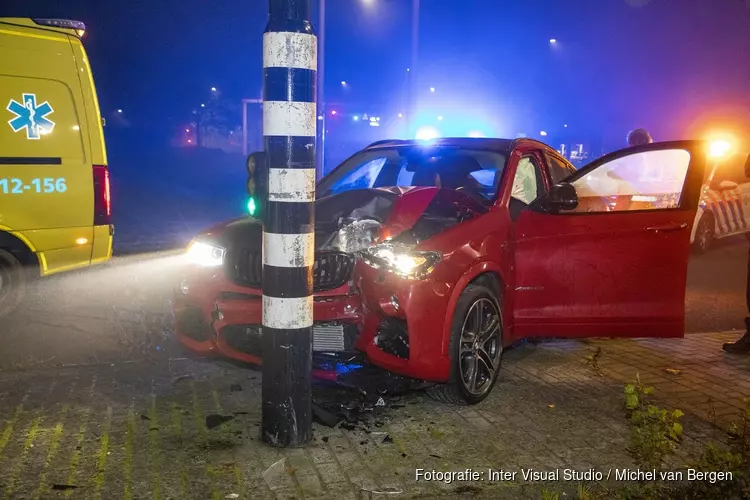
261, 0, 317, 447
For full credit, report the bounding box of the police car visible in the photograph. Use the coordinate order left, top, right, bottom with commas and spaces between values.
691, 150, 750, 253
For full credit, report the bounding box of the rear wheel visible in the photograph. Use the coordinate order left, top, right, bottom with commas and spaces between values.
693, 213, 715, 254
0, 249, 27, 318
426, 284, 503, 405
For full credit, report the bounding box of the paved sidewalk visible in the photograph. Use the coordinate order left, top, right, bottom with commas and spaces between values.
2, 333, 744, 499
560, 332, 750, 431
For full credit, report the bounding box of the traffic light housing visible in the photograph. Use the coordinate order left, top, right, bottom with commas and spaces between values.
246, 151, 268, 221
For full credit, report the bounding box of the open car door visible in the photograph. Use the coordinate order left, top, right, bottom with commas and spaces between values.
511, 141, 708, 339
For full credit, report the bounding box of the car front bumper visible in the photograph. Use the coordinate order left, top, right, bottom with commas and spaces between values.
173, 267, 364, 379
174, 260, 455, 383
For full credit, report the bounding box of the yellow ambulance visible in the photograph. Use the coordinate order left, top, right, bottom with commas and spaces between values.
0, 18, 113, 316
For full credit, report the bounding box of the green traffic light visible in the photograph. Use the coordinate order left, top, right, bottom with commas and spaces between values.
247, 197, 257, 216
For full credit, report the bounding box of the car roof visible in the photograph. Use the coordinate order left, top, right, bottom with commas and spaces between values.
364, 137, 556, 154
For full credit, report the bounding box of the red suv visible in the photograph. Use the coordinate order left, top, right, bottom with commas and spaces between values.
175, 137, 707, 404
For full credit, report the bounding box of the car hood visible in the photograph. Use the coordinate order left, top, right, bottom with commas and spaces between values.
203, 186, 488, 252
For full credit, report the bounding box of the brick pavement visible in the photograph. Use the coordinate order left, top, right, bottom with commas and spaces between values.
0, 332, 745, 500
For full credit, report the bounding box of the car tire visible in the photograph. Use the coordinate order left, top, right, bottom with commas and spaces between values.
426, 284, 504, 405
692, 213, 715, 255
0, 249, 27, 318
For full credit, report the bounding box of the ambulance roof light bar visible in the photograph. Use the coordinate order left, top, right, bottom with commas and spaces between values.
32, 19, 86, 37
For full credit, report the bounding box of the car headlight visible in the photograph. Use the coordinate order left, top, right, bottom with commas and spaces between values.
186, 240, 226, 267
364, 243, 441, 279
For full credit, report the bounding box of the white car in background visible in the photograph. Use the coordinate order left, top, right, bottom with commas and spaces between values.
691, 151, 750, 253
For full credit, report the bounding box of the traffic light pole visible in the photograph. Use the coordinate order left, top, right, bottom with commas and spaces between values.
261, 0, 317, 447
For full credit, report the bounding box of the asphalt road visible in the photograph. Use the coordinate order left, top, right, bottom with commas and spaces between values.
1, 236, 746, 371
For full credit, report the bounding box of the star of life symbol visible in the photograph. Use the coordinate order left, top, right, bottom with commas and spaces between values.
6, 93, 55, 140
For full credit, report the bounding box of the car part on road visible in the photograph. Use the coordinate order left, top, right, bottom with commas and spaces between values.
693, 212, 715, 254
0, 248, 27, 318
427, 284, 503, 405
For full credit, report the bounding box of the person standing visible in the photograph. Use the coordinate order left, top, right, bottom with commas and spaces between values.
723, 151, 750, 353
627, 128, 653, 147
723, 252, 750, 353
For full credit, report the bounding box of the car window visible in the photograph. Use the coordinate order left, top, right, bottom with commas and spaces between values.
546, 153, 576, 183
318, 146, 507, 204
327, 157, 387, 193
567, 149, 690, 213
511, 156, 541, 205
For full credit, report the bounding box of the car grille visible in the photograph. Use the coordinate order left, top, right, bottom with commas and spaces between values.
226, 250, 354, 292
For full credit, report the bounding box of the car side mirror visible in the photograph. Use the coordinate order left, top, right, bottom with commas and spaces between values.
543, 183, 578, 212
246, 151, 268, 220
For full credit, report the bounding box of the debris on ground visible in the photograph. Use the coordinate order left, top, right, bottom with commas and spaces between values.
172, 375, 193, 385
205, 414, 235, 430
361, 486, 403, 498
665, 368, 681, 375
225, 494, 240, 499
382, 434, 394, 444
308, 360, 423, 434
312, 402, 341, 428
547, 404, 556, 409
229, 383, 242, 392
51, 485, 78, 491
262, 458, 291, 489
140, 414, 150, 421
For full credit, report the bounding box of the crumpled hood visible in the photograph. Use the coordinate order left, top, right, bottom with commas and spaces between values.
203, 186, 488, 251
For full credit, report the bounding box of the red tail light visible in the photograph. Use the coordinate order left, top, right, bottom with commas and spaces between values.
93, 165, 111, 225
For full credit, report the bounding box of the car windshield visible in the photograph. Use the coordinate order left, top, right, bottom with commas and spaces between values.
317, 146, 507, 203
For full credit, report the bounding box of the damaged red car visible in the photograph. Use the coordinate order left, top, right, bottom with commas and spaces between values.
174, 137, 707, 404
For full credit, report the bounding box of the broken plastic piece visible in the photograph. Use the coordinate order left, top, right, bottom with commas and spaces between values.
51, 485, 78, 491
361, 486, 404, 498
262, 458, 290, 489
376, 397, 386, 407
225, 494, 240, 499
312, 402, 341, 428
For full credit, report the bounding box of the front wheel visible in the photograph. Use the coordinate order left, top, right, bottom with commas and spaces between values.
426, 284, 503, 405
692, 213, 715, 254
0, 249, 27, 318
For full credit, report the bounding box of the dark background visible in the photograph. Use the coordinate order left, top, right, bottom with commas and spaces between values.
6, 0, 750, 149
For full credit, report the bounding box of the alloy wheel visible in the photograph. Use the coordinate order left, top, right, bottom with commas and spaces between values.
458, 298, 502, 397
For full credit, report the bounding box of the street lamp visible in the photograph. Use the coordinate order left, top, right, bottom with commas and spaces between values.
317, 0, 420, 177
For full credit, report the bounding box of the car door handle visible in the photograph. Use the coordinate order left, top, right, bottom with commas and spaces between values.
645, 222, 688, 233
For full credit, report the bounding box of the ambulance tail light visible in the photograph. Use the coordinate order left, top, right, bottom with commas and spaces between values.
93, 165, 112, 226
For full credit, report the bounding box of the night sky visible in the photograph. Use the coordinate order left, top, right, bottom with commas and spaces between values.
6, 0, 750, 147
